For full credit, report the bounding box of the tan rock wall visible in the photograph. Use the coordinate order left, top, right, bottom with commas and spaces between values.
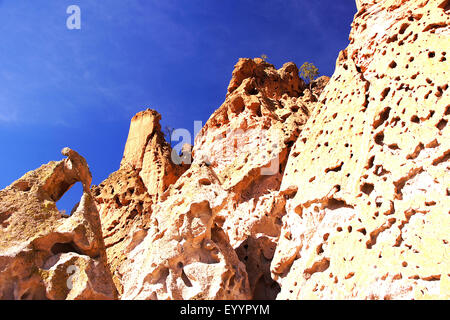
191, 59, 328, 299
120, 163, 251, 300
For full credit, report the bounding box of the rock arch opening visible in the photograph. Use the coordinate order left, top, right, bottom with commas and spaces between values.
56, 182, 83, 215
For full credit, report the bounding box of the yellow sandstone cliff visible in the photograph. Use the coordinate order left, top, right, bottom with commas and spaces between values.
274, 0, 449, 299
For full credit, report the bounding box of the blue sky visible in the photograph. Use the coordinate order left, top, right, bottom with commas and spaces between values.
0, 0, 357, 212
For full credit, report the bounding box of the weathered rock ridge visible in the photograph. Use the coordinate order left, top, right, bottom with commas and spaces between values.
1, 0, 448, 300
0, 148, 116, 299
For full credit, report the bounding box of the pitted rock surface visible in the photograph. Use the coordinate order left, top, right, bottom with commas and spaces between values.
273, 0, 449, 300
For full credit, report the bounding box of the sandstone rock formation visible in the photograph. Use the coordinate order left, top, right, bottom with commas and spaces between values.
1, 0, 448, 301
92, 166, 153, 293
120, 163, 251, 299
0, 148, 116, 300
273, 0, 449, 299
101, 58, 329, 299
120, 109, 187, 194
92, 109, 187, 293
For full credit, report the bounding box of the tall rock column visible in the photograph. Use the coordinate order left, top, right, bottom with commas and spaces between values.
192, 58, 328, 299
93, 109, 187, 295
121, 109, 186, 195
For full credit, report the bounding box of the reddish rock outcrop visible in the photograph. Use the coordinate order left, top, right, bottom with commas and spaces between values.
194, 58, 327, 193
192, 58, 328, 299
0, 148, 116, 300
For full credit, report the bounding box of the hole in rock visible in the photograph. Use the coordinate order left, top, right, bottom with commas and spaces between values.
248, 88, 259, 95
399, 23, 410, 34
324, 162, 344, 173
181, 268, 193, 287
50, 242, 81, 255
436, 119, 447, 130
56, 182, 83, 216
290, 105, 299, 112
199, 178, 212, 186
445, 105, 450, 116
253, 276, 280, 300
14, 181, 31, 192
374, 131, 385, 145
366, 155, 375, 169
380, 88, 391, 101
438, 0, 450, 10
373, 107, 391, 129
235, 238, 280, 300
324, 198, 353, 210
360, 183, 375, 196
389, 61, 397, 68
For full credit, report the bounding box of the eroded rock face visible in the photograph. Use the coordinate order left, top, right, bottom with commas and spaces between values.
121, 109, 187, 196
194, 58, 327, 192
191, 58, 328, 299
109, 58, 327, 300
0, 148, 116, 300
120, 163, 251, 300
92, 165, 153, 293
355, 0, 378, 11
273, 0, 449, 299
5, 0, 447, 301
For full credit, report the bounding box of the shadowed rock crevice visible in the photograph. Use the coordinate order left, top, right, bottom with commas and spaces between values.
236, 238, 281, 300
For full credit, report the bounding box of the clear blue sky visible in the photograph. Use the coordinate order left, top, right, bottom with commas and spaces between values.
0, 0, 357, 212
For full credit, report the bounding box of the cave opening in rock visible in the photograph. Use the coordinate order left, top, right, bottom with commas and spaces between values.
236, 238, 281, 300
50, 241, 81, 255
56, 182, 83, 216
